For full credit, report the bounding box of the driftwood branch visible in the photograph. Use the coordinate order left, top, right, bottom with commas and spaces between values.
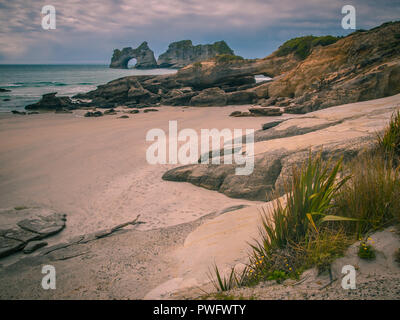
111, 214, 144, 232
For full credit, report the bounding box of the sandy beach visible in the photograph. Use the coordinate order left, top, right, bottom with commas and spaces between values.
0, 106, 278, 243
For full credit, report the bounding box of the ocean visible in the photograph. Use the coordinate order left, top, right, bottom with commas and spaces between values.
0, 64, 177, 112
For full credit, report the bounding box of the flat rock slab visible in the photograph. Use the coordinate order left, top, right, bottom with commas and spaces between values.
0, 236, 24, 258
0, 228, 40, 243
17, 213, 66, 238
23, 241, 48, 254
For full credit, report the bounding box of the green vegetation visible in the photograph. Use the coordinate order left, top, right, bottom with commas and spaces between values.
358, 240, 376, 260
276, 35, 340, 59
173, 40, 193, 49
211, 41, 234, 55
210, 111, 400, 293
214, 54, 245, 64
378, 110, 400, 160
333, 154, 400, 236
209, 264, 247, 292
14, 206, 28, 211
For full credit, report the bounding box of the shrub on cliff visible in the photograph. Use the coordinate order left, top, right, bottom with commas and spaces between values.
214, 54, 245, 64
276, 35, 340, 59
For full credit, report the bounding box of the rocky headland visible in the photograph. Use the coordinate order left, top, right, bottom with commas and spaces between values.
25, 21, 400, 114
64, 21, 397, 112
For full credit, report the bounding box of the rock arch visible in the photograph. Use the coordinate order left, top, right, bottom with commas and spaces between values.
109, 42, 157, 69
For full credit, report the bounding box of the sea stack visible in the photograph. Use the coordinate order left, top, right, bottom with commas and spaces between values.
157, 40, 234, 68
109, 41, 158, 69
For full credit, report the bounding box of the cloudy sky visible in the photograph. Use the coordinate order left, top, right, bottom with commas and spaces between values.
0, 0, 399, 63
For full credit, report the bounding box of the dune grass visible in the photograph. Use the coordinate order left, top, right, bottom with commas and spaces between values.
378, 110, 400, 161
333, 154, 400, 237
210, 111, 400, 292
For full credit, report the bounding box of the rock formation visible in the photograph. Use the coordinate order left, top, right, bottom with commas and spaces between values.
110, 42, 158, 69
80, 21, 400, 111
162, 93, 400, 200
157, 40, 234, 68
25, 92, 80, 111
0, 207, 66, 258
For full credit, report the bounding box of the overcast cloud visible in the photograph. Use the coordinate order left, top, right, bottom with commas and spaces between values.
0, 0, 399, 63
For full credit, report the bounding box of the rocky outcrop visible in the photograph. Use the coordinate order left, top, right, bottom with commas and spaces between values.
25, 92, 79, 111
251, 21, 400, 113
73, 21, 400, 111
0, 207, 66, 258
157, 40, 234, 68
189, 87, 227, 106
110, 42, 158, 69
162, 94, 400, 200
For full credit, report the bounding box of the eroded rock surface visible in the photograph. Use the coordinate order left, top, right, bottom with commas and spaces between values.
163, 94, 400, 201
0, 208, 67, 259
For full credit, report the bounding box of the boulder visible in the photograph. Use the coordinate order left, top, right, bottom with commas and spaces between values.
103, 108, 117, 115
25, 92, 76, 111
11, 110, 26, 115
0, 228, 40, 243
84, 111, 103, 117
229, 111, 252, 117
226, 91, 257, 105
17, 213, 66, 238
126, 109, 139, 114
23, 241, 48, 254
249, 107, 283, 116
262, 120, 284, 130
190, 87, 227, 106
163, 92, 197, 106
0, 236, 24, 258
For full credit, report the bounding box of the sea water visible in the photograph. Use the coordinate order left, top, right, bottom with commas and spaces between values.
0, 64, 176, 112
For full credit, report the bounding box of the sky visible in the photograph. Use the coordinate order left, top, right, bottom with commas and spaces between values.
0, 0, 399, 64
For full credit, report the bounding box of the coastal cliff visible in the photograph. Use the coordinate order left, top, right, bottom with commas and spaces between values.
75, 21, 400, 112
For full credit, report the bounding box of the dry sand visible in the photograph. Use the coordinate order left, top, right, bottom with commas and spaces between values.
1, 96, 400, 299
0, 106, 283, 242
